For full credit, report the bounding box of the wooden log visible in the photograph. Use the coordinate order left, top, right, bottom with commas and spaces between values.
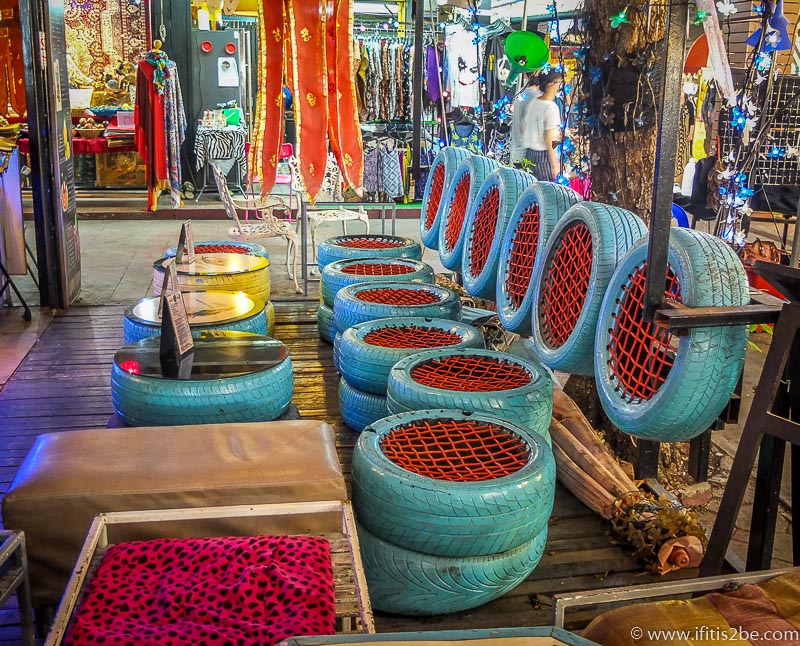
553, 388, 635, 488
550, 418, 634, 497
552, 443, 615, 519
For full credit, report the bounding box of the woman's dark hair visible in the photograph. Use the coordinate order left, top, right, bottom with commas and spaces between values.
536, 69, 561, 92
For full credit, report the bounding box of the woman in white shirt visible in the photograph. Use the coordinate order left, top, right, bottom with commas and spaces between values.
522, 70, 562, 181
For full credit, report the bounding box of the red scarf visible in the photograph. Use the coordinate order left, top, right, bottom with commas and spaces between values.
250, 0, 363, 203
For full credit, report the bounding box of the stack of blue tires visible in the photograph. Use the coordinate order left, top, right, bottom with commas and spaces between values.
335, 318, 485, 432
352, 409, 556, 615
315, 236, 426, 344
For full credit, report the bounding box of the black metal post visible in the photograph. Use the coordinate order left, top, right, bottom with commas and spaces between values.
20, 0, 59, 308
688, 429, 712, 483
644, 2, 687, 321
411, 0, 424, 185
635, 440, 660, 480
746, 434, 786, 570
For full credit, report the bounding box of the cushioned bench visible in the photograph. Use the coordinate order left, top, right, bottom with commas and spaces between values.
2, 421, 346, 609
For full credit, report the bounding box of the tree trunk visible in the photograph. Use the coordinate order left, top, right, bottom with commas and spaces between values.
584, 0, 667, 223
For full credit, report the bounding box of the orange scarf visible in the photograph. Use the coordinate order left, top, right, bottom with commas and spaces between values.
251, 0, 363, 202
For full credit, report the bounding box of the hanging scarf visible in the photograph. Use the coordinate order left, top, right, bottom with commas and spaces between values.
144, 50, 170, 94
248, 1, 285, 194
326, 0, 364, 193
252, 0, 363, 202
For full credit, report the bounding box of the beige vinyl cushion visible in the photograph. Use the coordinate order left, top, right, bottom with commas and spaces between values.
3, 421, 346, 607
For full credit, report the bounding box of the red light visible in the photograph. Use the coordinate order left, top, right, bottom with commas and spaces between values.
225, 42, 237, 55
119, 360, 140, 375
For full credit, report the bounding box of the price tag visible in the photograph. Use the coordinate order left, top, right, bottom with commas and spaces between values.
158, 257, 179, 318
163, 290, 195, 357
174, 220, 195, 264
183, 220, 196, 264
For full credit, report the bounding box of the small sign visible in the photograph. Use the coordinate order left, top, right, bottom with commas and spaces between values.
174, 220, 196, 264
158, 257, 179, 318
160, 289, 195, 379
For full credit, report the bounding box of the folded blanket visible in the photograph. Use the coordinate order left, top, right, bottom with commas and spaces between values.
64, 535, 336, 646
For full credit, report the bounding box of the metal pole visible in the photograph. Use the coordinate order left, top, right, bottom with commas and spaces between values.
791, 199, 800, 267
517, 0, 530, 94
644, 1, 687, 321
411, 0, 425, 185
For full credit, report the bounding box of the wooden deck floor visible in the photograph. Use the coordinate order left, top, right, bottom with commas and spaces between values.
0, 302, 690, 643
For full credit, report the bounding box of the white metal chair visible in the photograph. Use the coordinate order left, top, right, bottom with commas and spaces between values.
211, 162, 301, 294
288, 154, 370, 266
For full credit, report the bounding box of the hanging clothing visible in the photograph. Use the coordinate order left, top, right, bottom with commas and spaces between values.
444, 26, 480, 108
380, 144, 404, 199
483, 31, 510, 106
363, 146, 381, 194
449, 121, 482, 154
135, 51, 186, 211
426, 44, 441, 103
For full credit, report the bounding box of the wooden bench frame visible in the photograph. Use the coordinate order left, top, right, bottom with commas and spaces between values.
45, 500, 375, 645
552, 566, 800, 629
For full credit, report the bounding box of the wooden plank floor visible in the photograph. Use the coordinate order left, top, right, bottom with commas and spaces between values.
0, 302, 689, 643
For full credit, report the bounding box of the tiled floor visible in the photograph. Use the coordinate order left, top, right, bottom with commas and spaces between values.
6, 216, 441, 307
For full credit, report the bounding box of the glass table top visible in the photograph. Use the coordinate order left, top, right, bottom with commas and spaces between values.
115, 331, 288, 380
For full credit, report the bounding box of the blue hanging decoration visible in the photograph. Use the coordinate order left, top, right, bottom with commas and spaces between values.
746, 0, 791, 50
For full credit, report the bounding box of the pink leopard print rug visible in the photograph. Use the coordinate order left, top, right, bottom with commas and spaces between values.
64, 535, 336, 646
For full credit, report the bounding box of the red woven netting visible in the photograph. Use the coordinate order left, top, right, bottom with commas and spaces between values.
443, 175, 471, 252
504, 204, 540, 308
607, 262, 682, 402
380, 417, 530, 481
424, 165, 446, 231
340, 262, 415, 276
538, 222, 593, 348
356, 287, 442, 306
363, 325, 463, 349
468, 187, 501, 277
409, 355, 531, 392
192, 244, 250, 254
335, 237, 405, 249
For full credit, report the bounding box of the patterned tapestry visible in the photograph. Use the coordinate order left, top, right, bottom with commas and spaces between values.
65, 0, 149, 85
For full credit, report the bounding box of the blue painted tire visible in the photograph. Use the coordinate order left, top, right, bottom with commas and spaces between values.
438, 156, 500, 271
496, 184, 582, 335
386, 348, 553, 444
317, 303, 335, 344
595, 229, 749, 441
461, 168, 536, 300
332, 282, 462, 335
420, 147, 472, 249
357, 522, 548, 615
353, 409, 555, 557
165, 240, 269, 259
335, 317, 485, 395
338, 378, 389, 432
531, 203, 647, 376
320, 258, 434, 307
317, 234, 422, 272
111, 338, 293, 426
122, 292, 270, 344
